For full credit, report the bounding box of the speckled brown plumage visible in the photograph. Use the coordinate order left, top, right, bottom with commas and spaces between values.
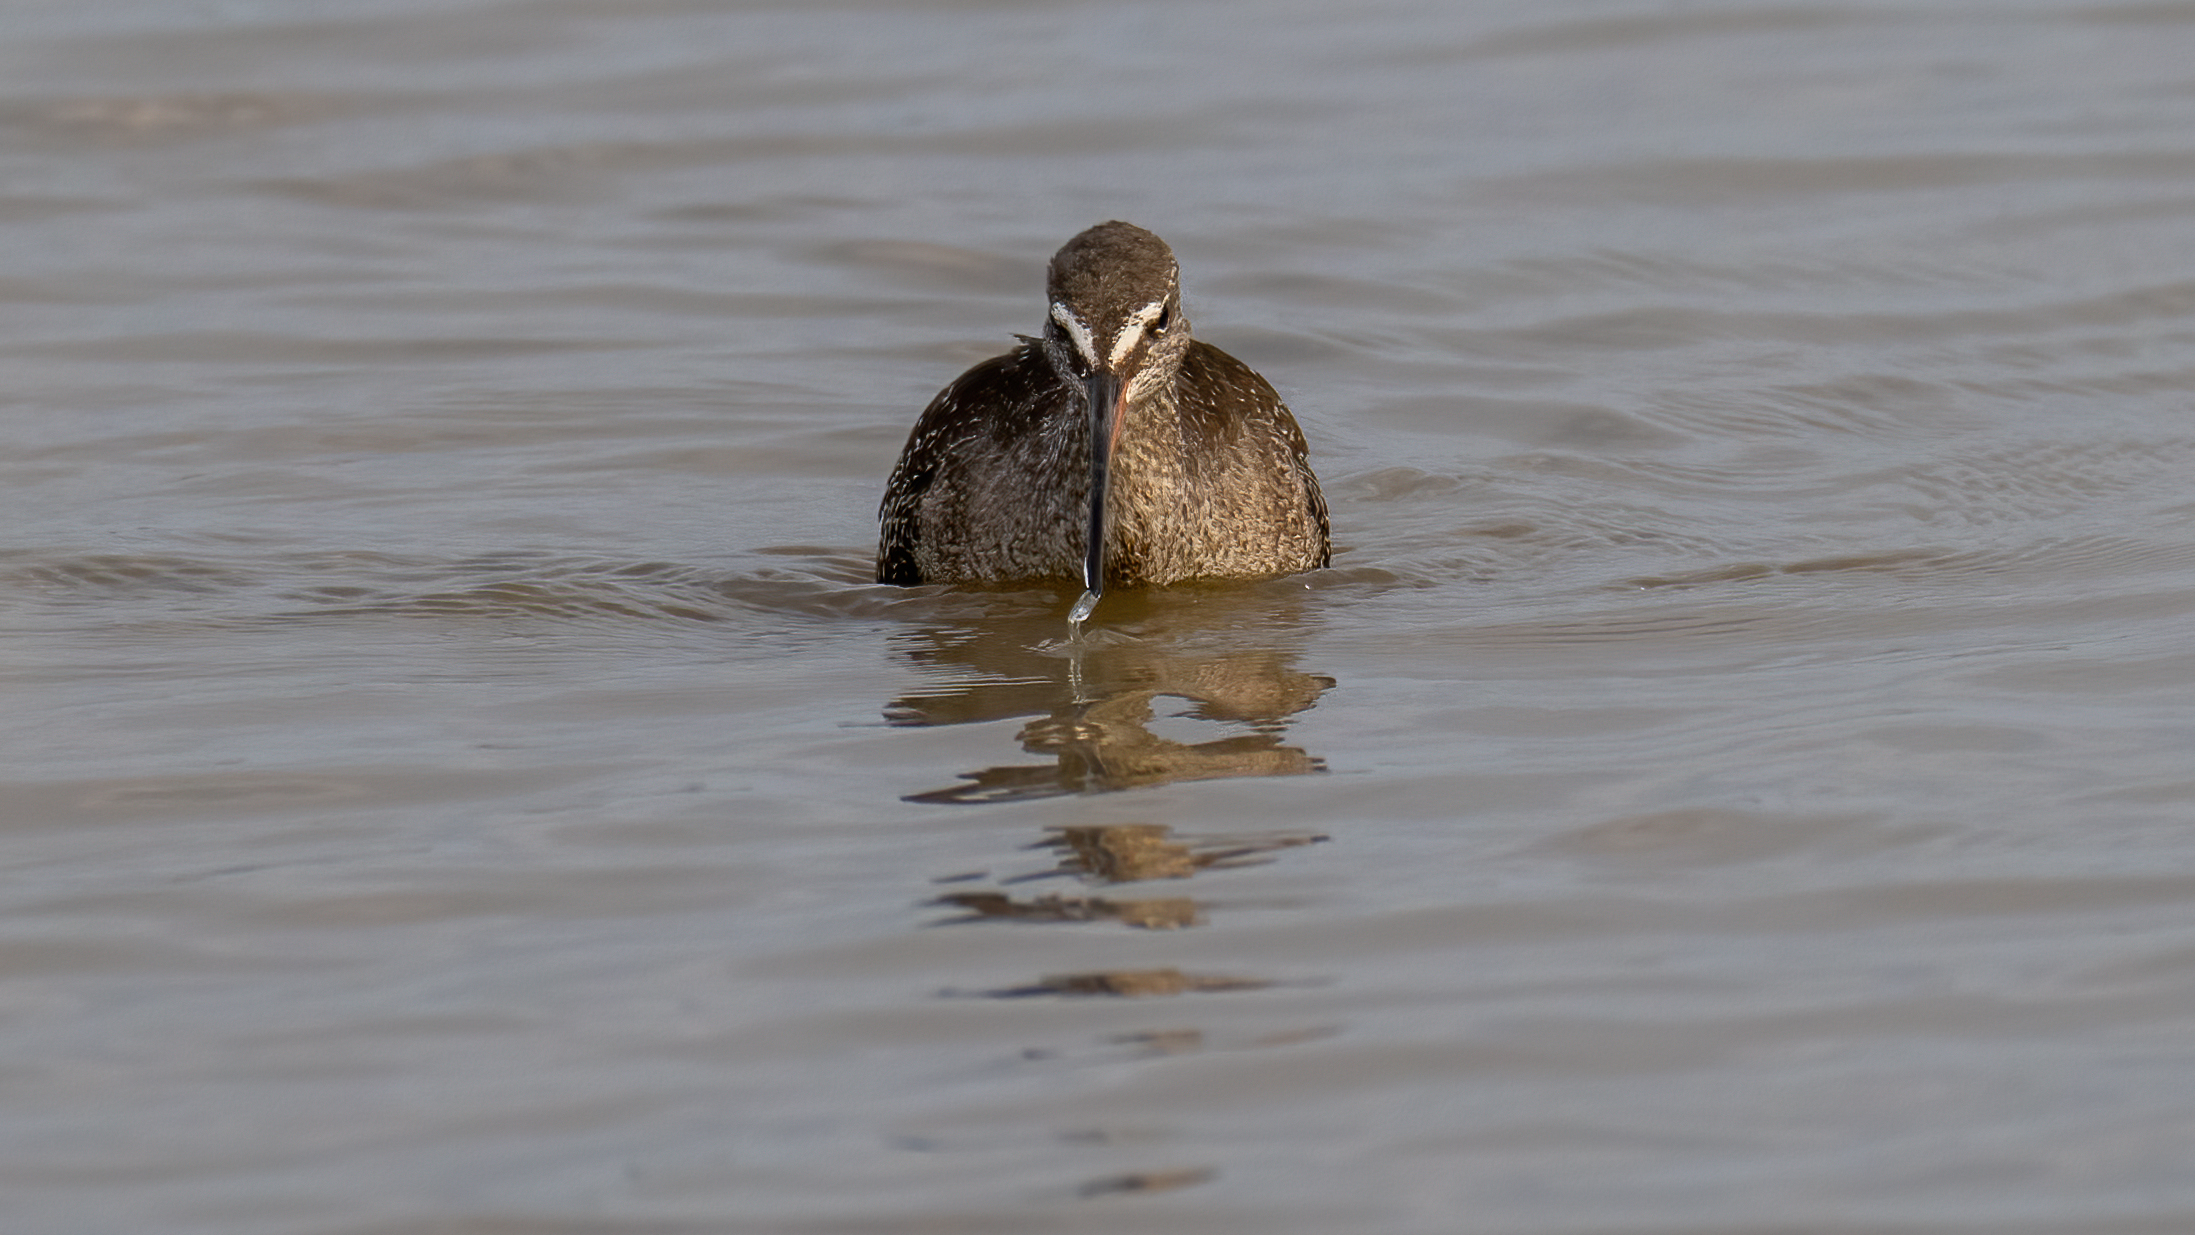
877, 221, 1328, 590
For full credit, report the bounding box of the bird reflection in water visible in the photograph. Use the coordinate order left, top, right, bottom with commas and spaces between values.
946, 968, 1276, 1000
1037, 822, 1326, 882
893, 608, 1332, 1007
891, 624, 1332, 805
932, 824, 1326, 929
932, 888, 1204, 930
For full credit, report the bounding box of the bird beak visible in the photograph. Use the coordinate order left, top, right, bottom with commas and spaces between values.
1077, 368, 1127, 613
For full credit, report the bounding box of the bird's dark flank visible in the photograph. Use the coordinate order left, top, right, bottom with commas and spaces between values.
877, 222, 1328, 614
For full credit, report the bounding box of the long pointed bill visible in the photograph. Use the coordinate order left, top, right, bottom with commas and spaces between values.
1069, 369, 1126, 628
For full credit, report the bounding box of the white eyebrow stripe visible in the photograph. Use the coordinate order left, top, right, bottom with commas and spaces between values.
1106, 299, 1168, 368
1051, 302, 1099, 368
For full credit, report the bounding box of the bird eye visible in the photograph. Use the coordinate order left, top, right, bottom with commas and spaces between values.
1153, 305, 1172, 334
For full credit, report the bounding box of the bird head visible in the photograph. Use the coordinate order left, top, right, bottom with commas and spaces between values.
1037, 221, 1191, 613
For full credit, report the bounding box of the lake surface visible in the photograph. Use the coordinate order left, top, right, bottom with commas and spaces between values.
7, 1, 2195, 1231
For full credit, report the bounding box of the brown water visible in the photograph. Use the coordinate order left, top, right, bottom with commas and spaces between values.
8, 1, 2195, 1231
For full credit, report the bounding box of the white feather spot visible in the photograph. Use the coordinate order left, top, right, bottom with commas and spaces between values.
1051, 302, 1099, 369
1108, 299, 1168, 368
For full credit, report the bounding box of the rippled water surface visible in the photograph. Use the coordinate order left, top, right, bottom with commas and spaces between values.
9, 1, 2195, 1231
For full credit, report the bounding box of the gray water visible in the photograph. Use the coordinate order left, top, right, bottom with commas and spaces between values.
7, 1, 2195, 1231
